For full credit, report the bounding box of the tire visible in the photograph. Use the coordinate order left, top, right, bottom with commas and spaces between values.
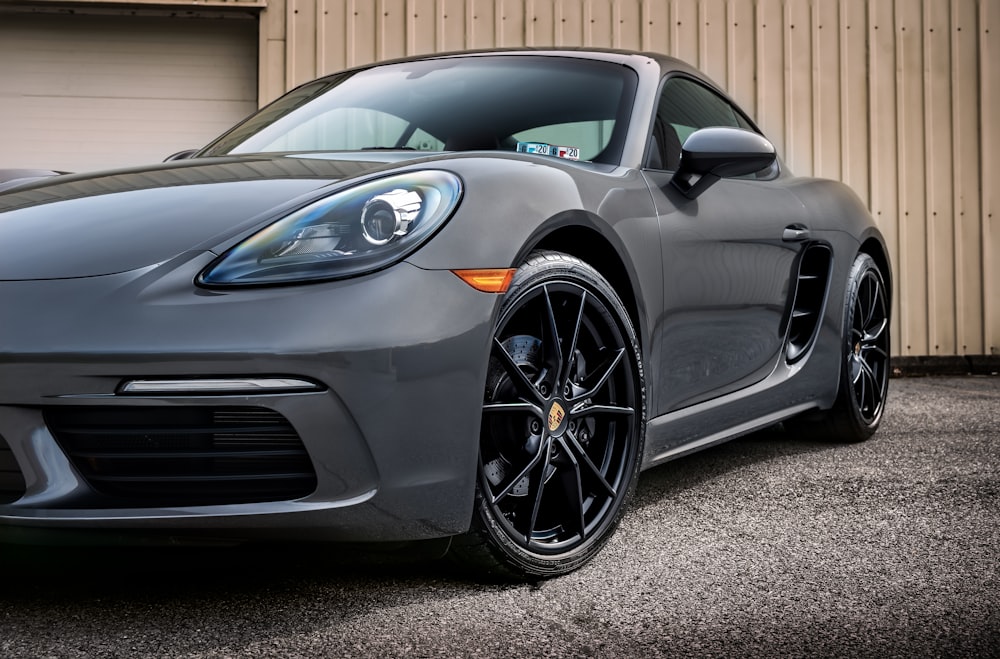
789, 252, 890, 442
451, 251, 646, 580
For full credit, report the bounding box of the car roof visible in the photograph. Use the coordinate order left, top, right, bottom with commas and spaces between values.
314, 47, 708, 87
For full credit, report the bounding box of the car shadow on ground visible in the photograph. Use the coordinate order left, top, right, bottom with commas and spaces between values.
0, 424, 837, 602
0, 537, 496, 655
0, 535, 459, 597
631, 422, 842, 512
0, 423, 866, 656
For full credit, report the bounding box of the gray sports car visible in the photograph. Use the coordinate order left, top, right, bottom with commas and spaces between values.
0, 49, 890, 579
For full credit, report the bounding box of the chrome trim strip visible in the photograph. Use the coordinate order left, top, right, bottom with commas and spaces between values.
118, 378, 322, 394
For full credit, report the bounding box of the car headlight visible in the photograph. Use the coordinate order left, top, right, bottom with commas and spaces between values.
198, 170, 462, 286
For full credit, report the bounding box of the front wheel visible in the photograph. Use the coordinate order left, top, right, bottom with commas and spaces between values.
451, 251, 646, 579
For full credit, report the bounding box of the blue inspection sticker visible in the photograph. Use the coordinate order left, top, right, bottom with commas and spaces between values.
516, 142, 580, 161
517, 142, 552, 156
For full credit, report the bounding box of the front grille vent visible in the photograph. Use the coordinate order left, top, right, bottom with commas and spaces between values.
44, 407, 316, 507
0, 433, 26, 504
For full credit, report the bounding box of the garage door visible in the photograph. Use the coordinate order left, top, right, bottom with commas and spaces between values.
0, 13, 258, 173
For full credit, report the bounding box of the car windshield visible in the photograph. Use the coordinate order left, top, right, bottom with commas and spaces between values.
200, 56, 638, 164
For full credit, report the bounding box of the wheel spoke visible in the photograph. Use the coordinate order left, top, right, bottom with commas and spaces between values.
559, 291, 587, 389
852, 355, 875, 418
868, 372, 882, 413
564, 432, 616, 498
491, 438, 548, 505
851, 356, 865, 398
482, 401, 545, 417
541, 285, 564, 384
573, 348, 625, 401
853, 306, 863, 336
555, 439, 586, 539
862, 345, 888, 361
492, 337, 544, 404
859, 358, 882, 413
864, 276, 881, 329
863, 370, 876, 414
865, 273, 881, 327
525, 440, 553, 544
571, 403, 634, 417
856, 280, 869, 329
865, 318, 888, 343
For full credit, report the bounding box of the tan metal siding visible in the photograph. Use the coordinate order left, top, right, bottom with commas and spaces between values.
924, 0, 953, 356
256, 0, 995, 357
895, 0, 928, 355
868, 0, 902, 352
983, 0, 998, 359
952, 0, 981, 357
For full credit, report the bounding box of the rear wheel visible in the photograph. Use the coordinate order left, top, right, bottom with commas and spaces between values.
790, 252, 890, 442
451, 251, 645, 579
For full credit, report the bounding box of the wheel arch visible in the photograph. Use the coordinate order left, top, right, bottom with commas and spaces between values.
859, 236, 893, 306
530, 224, 643, 350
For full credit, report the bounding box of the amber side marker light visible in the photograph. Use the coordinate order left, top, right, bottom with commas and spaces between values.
452, 268, 516, 293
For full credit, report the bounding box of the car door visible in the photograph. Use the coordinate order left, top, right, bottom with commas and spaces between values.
642, 76, 809, 414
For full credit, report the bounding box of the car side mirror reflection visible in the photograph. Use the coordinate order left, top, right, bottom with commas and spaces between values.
670, 127, 776, 199
164, 149, 199, 162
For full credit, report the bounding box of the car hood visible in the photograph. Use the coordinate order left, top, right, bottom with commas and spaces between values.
0, 155, 411, 280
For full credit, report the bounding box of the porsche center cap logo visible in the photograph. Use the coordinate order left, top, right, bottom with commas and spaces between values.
547, 402, 566, 432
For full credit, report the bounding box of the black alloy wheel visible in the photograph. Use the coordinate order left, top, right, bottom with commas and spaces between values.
452, 251, 645, 579
847, 257, 890, 426
788, 252, 890, 442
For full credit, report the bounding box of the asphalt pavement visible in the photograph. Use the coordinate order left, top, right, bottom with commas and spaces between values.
1, 376, 997, 657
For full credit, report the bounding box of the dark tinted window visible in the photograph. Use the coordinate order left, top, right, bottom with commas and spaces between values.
201, 57, 638, 164
648, 77, 755, 171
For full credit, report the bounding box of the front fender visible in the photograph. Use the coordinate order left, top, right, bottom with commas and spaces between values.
404, 153, 663, 407
405, 155, 655, 272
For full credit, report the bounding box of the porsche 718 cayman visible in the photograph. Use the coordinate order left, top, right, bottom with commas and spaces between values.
0, 50, 891, 579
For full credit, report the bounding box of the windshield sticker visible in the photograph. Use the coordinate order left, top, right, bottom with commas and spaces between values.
516, 142, 580, 161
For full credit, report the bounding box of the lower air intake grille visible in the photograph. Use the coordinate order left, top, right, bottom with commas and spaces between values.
0, 434, 27, 504
44, 407, 316, 506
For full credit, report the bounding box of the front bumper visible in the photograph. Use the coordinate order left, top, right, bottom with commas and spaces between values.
0, 254, 496, 542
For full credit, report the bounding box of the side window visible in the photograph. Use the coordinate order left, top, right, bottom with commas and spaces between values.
648, 77, 755, 171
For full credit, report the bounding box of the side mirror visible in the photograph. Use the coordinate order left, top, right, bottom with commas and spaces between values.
671, 127, 776, 199
0, 168, 65, 193
164, 149, 200, 162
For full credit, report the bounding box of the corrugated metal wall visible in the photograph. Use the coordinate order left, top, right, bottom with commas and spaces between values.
259, 0, 998, 358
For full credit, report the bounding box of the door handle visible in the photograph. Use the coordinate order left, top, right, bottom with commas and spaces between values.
782, 225, 811, 242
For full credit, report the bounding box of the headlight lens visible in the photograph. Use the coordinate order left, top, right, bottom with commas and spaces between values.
198, 170, 462, 286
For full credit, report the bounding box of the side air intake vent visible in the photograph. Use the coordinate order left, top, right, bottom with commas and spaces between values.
785, 244, 833, 362
0, 434, 26, 504
44, 407, 317, 507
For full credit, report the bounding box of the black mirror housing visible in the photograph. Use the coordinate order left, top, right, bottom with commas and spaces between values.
671, 127, 777, 199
